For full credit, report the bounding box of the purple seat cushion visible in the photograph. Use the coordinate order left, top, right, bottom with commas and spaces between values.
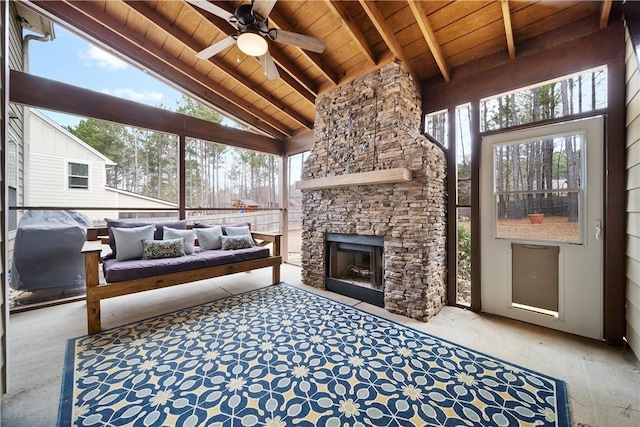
104, 218, 187, 258
102, 246, 270, 283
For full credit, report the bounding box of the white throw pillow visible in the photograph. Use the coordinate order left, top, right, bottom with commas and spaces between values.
112, 224, 156, 261
163, 227, 197, 255
224, 225, 255, 246
196, 225, 223, 250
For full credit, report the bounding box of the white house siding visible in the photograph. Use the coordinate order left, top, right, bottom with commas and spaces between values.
29, 110, 110, 163
27, 110, 176, 224
1, 2, 28, 395
625, 28, 640, 360
6, 2, 25, 275
28, 153, 108, 206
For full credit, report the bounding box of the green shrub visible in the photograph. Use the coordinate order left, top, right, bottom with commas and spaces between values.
457, 224, 471, 281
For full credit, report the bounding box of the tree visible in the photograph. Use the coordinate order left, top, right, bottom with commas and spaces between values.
176, 95, 227, 207
224, 148, 279, 207
561, 80, 580, 222
67, 119, 129, 187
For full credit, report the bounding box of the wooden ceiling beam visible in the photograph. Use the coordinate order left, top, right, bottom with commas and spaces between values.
268, 48, 320, 98
358, 0, 420, 89
265, 6, 340, 86
407, 0, 450, 82
501, 0, 516, 60
325, 0, 376, 66
10, 71, 283, 155
600, 0, 612, 29
127, 1, 314, 129
31, 0, 291, 139
194, 1, 319, 99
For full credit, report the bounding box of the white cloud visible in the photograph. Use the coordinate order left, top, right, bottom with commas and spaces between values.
79, 44, 128, 70
101, 88, 164, 104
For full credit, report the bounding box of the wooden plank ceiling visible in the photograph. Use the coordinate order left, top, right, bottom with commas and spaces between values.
26, 1, 608, 142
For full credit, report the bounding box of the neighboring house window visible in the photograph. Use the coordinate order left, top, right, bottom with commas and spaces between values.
7, 139, 17, 231
68, 162, 89, 189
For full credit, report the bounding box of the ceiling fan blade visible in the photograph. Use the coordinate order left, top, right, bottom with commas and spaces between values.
260, 51, 279, 80
185, 0, 233, 21
196, 36, 236, 59
252, 0, 277, 19
271, 29, 325, 53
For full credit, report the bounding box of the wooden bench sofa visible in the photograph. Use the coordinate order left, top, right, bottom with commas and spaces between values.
81, 224, 282, 334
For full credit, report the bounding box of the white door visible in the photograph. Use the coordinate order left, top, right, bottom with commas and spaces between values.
480, 117, 604, 340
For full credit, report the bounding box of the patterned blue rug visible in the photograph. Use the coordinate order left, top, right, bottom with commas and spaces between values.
59, 283, 570, 426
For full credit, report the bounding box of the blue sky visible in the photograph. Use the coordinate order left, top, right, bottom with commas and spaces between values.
27, 25, 186, 128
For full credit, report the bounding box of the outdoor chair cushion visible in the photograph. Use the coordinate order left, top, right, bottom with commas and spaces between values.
102, 246, 270, 283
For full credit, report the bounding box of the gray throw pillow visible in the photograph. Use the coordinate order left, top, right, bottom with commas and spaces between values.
104, 218, 187, 257
223, 225, 255, 246
112, 224, 156, 261
163, 227, 196, 255
142, 238, 185, 259
196, 225, 223, 250
221, 235, 254, 250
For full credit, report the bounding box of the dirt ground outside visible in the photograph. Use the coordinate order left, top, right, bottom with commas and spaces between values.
496, 215, 580, 242
459, 215, 579, 242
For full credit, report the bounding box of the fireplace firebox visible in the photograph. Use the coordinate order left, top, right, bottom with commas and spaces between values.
325, 233, 384, 307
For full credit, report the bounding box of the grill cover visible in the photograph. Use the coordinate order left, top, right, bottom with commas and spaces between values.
11, 210, 92, 291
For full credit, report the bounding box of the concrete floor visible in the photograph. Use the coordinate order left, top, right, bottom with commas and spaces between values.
2, 264, 638, 426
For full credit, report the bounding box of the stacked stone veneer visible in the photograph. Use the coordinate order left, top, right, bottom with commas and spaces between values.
300, 61, 448, 321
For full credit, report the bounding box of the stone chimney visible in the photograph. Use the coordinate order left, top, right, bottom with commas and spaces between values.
299, 61, 448, 321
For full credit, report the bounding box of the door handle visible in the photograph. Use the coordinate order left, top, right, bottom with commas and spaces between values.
594, 219, 602, 240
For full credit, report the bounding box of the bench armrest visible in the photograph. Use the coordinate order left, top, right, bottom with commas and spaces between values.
251, 231, 282, 257
86, 227, 110, 244
251, 231, 282, 241
82, 240, 104, 254
82, 239, 103, 294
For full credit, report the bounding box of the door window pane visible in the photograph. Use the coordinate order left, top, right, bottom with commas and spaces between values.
494, 191, 581, 243
493, 131, 584, 244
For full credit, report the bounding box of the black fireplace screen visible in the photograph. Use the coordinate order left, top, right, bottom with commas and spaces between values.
325, 233, 384, 306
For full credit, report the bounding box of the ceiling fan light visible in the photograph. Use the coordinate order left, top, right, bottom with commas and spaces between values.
237, 31, 268, 57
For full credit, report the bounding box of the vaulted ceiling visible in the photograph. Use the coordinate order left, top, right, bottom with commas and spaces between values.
24, 1, 611, 143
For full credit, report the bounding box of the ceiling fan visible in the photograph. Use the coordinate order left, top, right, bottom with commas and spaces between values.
186, 0, 326, 80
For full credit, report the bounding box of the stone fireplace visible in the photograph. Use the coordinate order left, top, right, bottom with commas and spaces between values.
299, 61, 448, 321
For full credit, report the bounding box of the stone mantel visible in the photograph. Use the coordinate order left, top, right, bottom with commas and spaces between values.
295, 167, 412, 191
